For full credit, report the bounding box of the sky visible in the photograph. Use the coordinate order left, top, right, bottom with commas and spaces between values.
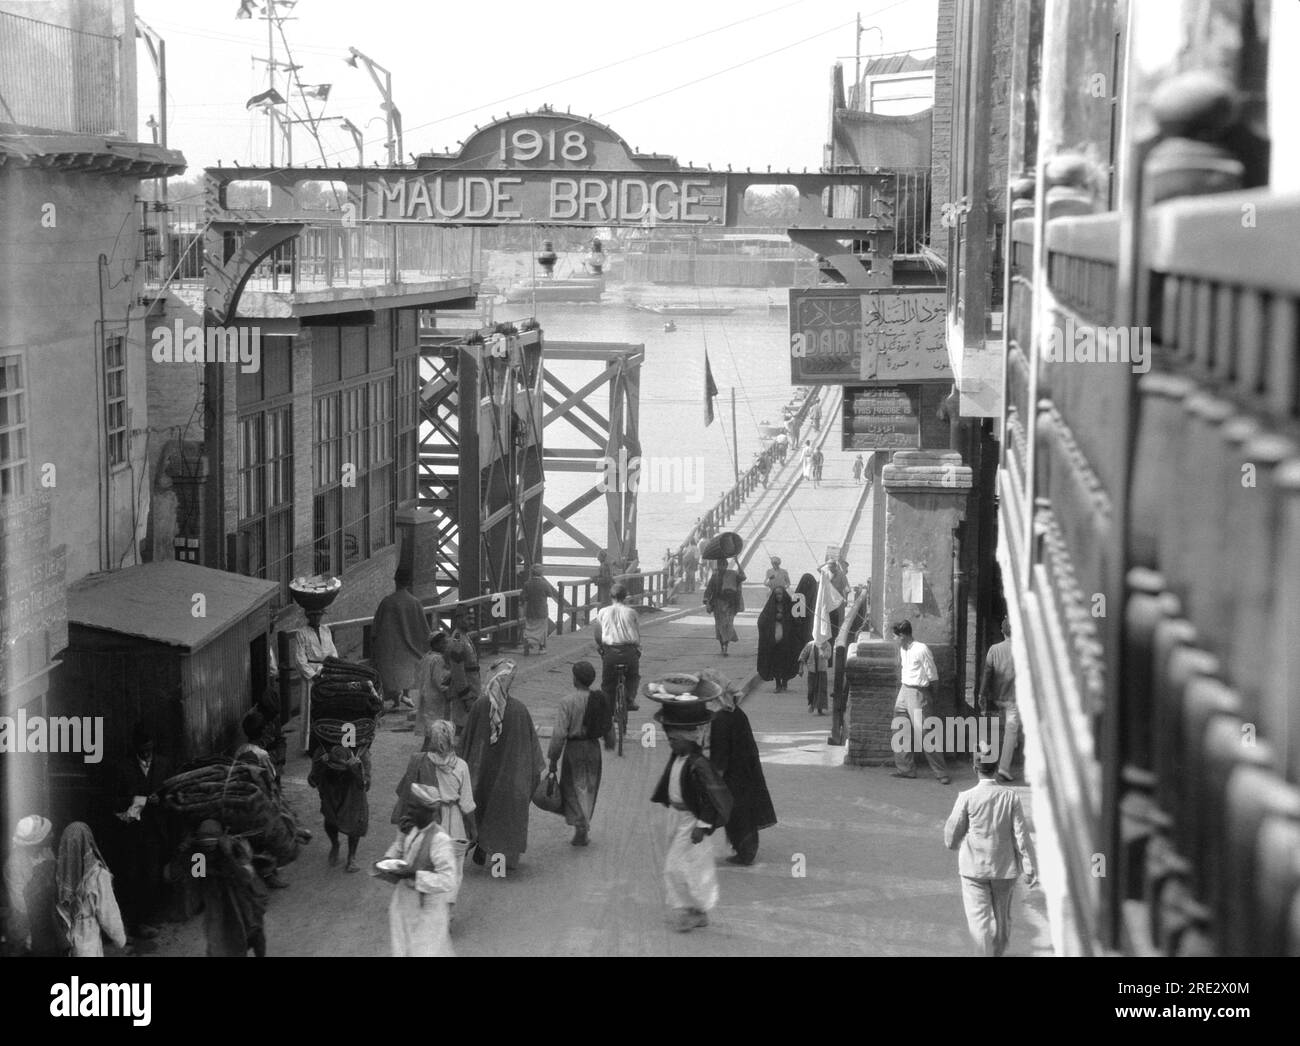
134, 0, 939, 176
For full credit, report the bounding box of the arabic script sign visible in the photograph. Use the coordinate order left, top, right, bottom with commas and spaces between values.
789, 288, 950, 385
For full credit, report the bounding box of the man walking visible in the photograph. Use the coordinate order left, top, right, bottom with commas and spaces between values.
944, 755, 1037, 956
373, 567, 430, 712
811, 447, 824, 487
979, 617, 1021, 782
764, 555, 790, 593
444, 608, 481, 739
682, 542, 699, 594
520, 563, 556, 655
592, 582, 641, 712
890, 620, 950, 784
852, 454, 865, 484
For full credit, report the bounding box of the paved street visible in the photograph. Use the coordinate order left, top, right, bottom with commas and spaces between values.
146, 596, 1051, 957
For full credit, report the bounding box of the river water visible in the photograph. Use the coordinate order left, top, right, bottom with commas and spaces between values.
491, 291, 797, 572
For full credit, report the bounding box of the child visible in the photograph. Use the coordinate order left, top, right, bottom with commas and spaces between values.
648, 695, 733, 933
798, 637, 831, 715
380, 784, 459, 957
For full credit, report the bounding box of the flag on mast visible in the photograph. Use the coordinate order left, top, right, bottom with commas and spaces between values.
704, 350, 718, 427
235, 0, 258, 18
246, 88, 286, 109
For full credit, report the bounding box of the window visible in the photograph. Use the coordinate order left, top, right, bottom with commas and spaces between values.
104, 334, 127, 468
313, 375, 396, 574
0, 353, 28, 497
237, 406, 293, 601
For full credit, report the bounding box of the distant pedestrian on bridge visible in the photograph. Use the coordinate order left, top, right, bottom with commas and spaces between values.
460, 659, 544, 873
681, 542, 699, 594
944, 753, 1037, 957
812, 447, 824, 488
801, 441, 813, 482
704, 557, 745, 657
811, 400, 822, 431
373, 567, 430, 713
520, 563, 556, 656
776, 430, 790, 463
547, 661, 610, 848
593, 582, 642, 712
764, 555, 790, 593
852, 454, 865, 483
595, 549, 614, 607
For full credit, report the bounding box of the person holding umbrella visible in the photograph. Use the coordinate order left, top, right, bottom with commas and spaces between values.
704, 557, 746, 657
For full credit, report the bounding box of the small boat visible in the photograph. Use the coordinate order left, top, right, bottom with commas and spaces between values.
663, 321, 677, 332
645, 304, 736, 317
503, 276, 605, 304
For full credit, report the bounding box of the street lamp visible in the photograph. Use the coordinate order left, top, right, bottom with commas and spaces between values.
345, 46, 402, 166
337, 117, 363, 166
855, 20, 884, 110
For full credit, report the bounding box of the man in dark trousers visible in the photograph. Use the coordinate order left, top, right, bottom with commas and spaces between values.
110, 724, 170, 941
944, 752, 1037, 956
979, 617, 1021, 782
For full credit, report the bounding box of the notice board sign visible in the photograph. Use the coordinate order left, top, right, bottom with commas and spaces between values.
842, 384, 949, 452
790, 287, 950, 385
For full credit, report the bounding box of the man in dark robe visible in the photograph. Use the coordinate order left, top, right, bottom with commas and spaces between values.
109, 724, 170, 941
756, 587, 802, 692
309, 744, 369, 873
459, 659, 545, 871
702, 672, 777, 866
164, 819, 268, 957
372, 567, 430, 711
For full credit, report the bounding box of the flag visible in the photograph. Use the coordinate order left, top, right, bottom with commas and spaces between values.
812, 562, 845, 647
245, 88, 286, 109
235, 0, 258, 18
704, 349, 718, 427
300, 84, 332, 101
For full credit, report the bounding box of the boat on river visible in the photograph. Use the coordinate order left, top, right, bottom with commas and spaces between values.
630, 303, 737, 317
503, 276, 605, 304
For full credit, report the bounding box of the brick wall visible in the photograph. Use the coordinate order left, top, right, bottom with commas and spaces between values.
846, 641, 900, 765
929, 0, 957, 256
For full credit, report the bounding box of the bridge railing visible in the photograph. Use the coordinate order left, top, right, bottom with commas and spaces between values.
554, 570, 670, 633
664, 386, 822, 601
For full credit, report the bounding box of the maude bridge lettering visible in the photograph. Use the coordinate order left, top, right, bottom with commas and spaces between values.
367, 173, 725, 224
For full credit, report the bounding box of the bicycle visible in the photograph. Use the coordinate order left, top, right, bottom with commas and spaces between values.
613, 664, 629, 757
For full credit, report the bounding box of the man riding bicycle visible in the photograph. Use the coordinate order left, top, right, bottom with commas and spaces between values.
592, 583, 641, 713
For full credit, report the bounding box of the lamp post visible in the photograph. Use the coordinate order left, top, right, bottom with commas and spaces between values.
337, 117, 363, 166
855, 19, 884, 111
345, 47, 402, 166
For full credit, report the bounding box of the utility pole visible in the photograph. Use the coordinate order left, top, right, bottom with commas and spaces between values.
731, 387, 739, 484
855, 12, 861, 107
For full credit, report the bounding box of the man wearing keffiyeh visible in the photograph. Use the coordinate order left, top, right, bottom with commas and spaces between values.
459, 658, 544, 872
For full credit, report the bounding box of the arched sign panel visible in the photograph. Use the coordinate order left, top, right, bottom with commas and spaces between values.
367, 112, 727, 225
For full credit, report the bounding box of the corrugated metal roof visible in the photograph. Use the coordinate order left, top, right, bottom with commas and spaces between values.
68, 562, 278, 651
863, 54, 936, 77
832, 108, 933, 169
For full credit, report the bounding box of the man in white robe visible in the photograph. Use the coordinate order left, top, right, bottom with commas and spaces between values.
381, 784, 459, 957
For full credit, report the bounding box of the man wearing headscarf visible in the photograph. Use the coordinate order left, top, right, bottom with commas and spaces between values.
372, 567, 431, 711
650, 696, 732, 933
703, 557, 746, 656
5, 815, 59, 955
763, 555, 790, 593
393, 720, 476, 910
55, 823, 126, 956
308, 743, 369, 873
520, 563, 557, 655
547, 661, 611, 847
700, 670, 777, 866
459, 659, 544, 871
164, 819, 268, 957
380, 783, 458, 957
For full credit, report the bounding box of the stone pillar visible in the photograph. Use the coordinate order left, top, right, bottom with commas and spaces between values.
881, 450, 972, 720
846, 639, 900, 766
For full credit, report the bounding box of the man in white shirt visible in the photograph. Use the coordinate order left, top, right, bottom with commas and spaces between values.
890, 620, 950, 784
764, 556, 791, 593
944, 755, 1037, 956
592, 583, 641, 712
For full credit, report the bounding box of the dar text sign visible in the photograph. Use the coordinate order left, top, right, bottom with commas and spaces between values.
790, 288, 950, 385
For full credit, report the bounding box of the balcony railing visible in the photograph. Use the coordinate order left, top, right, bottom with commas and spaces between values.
0, 10, 121, 136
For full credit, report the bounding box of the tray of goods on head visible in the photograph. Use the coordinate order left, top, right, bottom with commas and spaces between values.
159, 755, 302, 865
289, 574, 342, 614
310, 656, 383, 723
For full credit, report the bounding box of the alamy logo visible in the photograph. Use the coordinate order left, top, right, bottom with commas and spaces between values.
49, 978, 151, 1026
0, 712, 103, 764
151, 320, 261, 373
1043, 316, 1150, 374
595, 448, 704, 503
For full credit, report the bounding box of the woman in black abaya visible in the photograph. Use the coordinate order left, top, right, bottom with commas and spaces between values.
756, 586, 802, 692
